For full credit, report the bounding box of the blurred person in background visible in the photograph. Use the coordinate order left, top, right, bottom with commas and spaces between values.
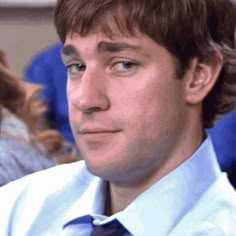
206, 0, 236, 188
0, 49, 79, 186
24, 42, 74, 143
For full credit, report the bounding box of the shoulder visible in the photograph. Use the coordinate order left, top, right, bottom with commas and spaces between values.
0, 160, 94, 211
0, 161, 97, 234
0, 160, 92, 197
171, 174, 236, 235
202, 175, 236, 235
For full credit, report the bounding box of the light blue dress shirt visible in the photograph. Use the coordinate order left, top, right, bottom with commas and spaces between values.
0, 137, 235, 236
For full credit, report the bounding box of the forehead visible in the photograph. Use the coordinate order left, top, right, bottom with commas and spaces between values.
65, 22, 142, 42
64, 19, 144, 46
63, 31, 154, 56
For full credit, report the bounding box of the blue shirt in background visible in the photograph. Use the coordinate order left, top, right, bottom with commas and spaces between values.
207, 109, 236, 171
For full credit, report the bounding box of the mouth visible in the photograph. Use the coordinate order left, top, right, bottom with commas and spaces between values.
76, 125, 122, 141
80, 130, 121, 134
77, 130, 121, 144
78, 124, 122, 134
80, 130, 121, 136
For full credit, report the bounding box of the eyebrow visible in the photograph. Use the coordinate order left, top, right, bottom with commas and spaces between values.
97, 41, 142, 53
61, 45, 80, 62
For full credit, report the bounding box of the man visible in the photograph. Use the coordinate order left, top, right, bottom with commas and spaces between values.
1, 0, 236, 235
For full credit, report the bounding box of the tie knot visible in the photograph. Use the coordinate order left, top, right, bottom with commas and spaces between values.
90, 219, 130, 236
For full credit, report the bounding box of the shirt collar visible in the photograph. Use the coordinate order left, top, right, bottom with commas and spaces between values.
63, 175, 104, 227
63, 136, 221, 235
116, 136, 221, 235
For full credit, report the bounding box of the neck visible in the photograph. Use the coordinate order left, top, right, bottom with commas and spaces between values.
105, 181, 143, 216
105, 114, 204, 215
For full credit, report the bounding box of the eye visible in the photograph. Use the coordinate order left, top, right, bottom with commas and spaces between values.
113, 61, 136, 71
66, 63, 86, 74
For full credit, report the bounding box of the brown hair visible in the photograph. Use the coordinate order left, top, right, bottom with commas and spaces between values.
55, 0, 236, 128
0, 50, 78, 163
0, 51, 25, 116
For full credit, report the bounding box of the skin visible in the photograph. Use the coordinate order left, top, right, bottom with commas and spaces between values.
61, 30, 221, 214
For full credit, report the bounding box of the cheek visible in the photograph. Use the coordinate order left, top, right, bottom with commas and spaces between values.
131, 84, 183, 137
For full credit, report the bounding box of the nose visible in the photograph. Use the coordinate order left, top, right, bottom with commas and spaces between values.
68, 68, 110, 114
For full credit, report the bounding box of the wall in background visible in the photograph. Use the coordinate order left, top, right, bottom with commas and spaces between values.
0, 7, 58, 77
0, 0, 56, 7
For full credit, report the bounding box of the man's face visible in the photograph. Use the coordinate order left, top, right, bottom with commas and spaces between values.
62, 32, 191, 186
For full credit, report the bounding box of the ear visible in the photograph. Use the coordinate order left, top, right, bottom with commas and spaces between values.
185, 53, 223, 105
